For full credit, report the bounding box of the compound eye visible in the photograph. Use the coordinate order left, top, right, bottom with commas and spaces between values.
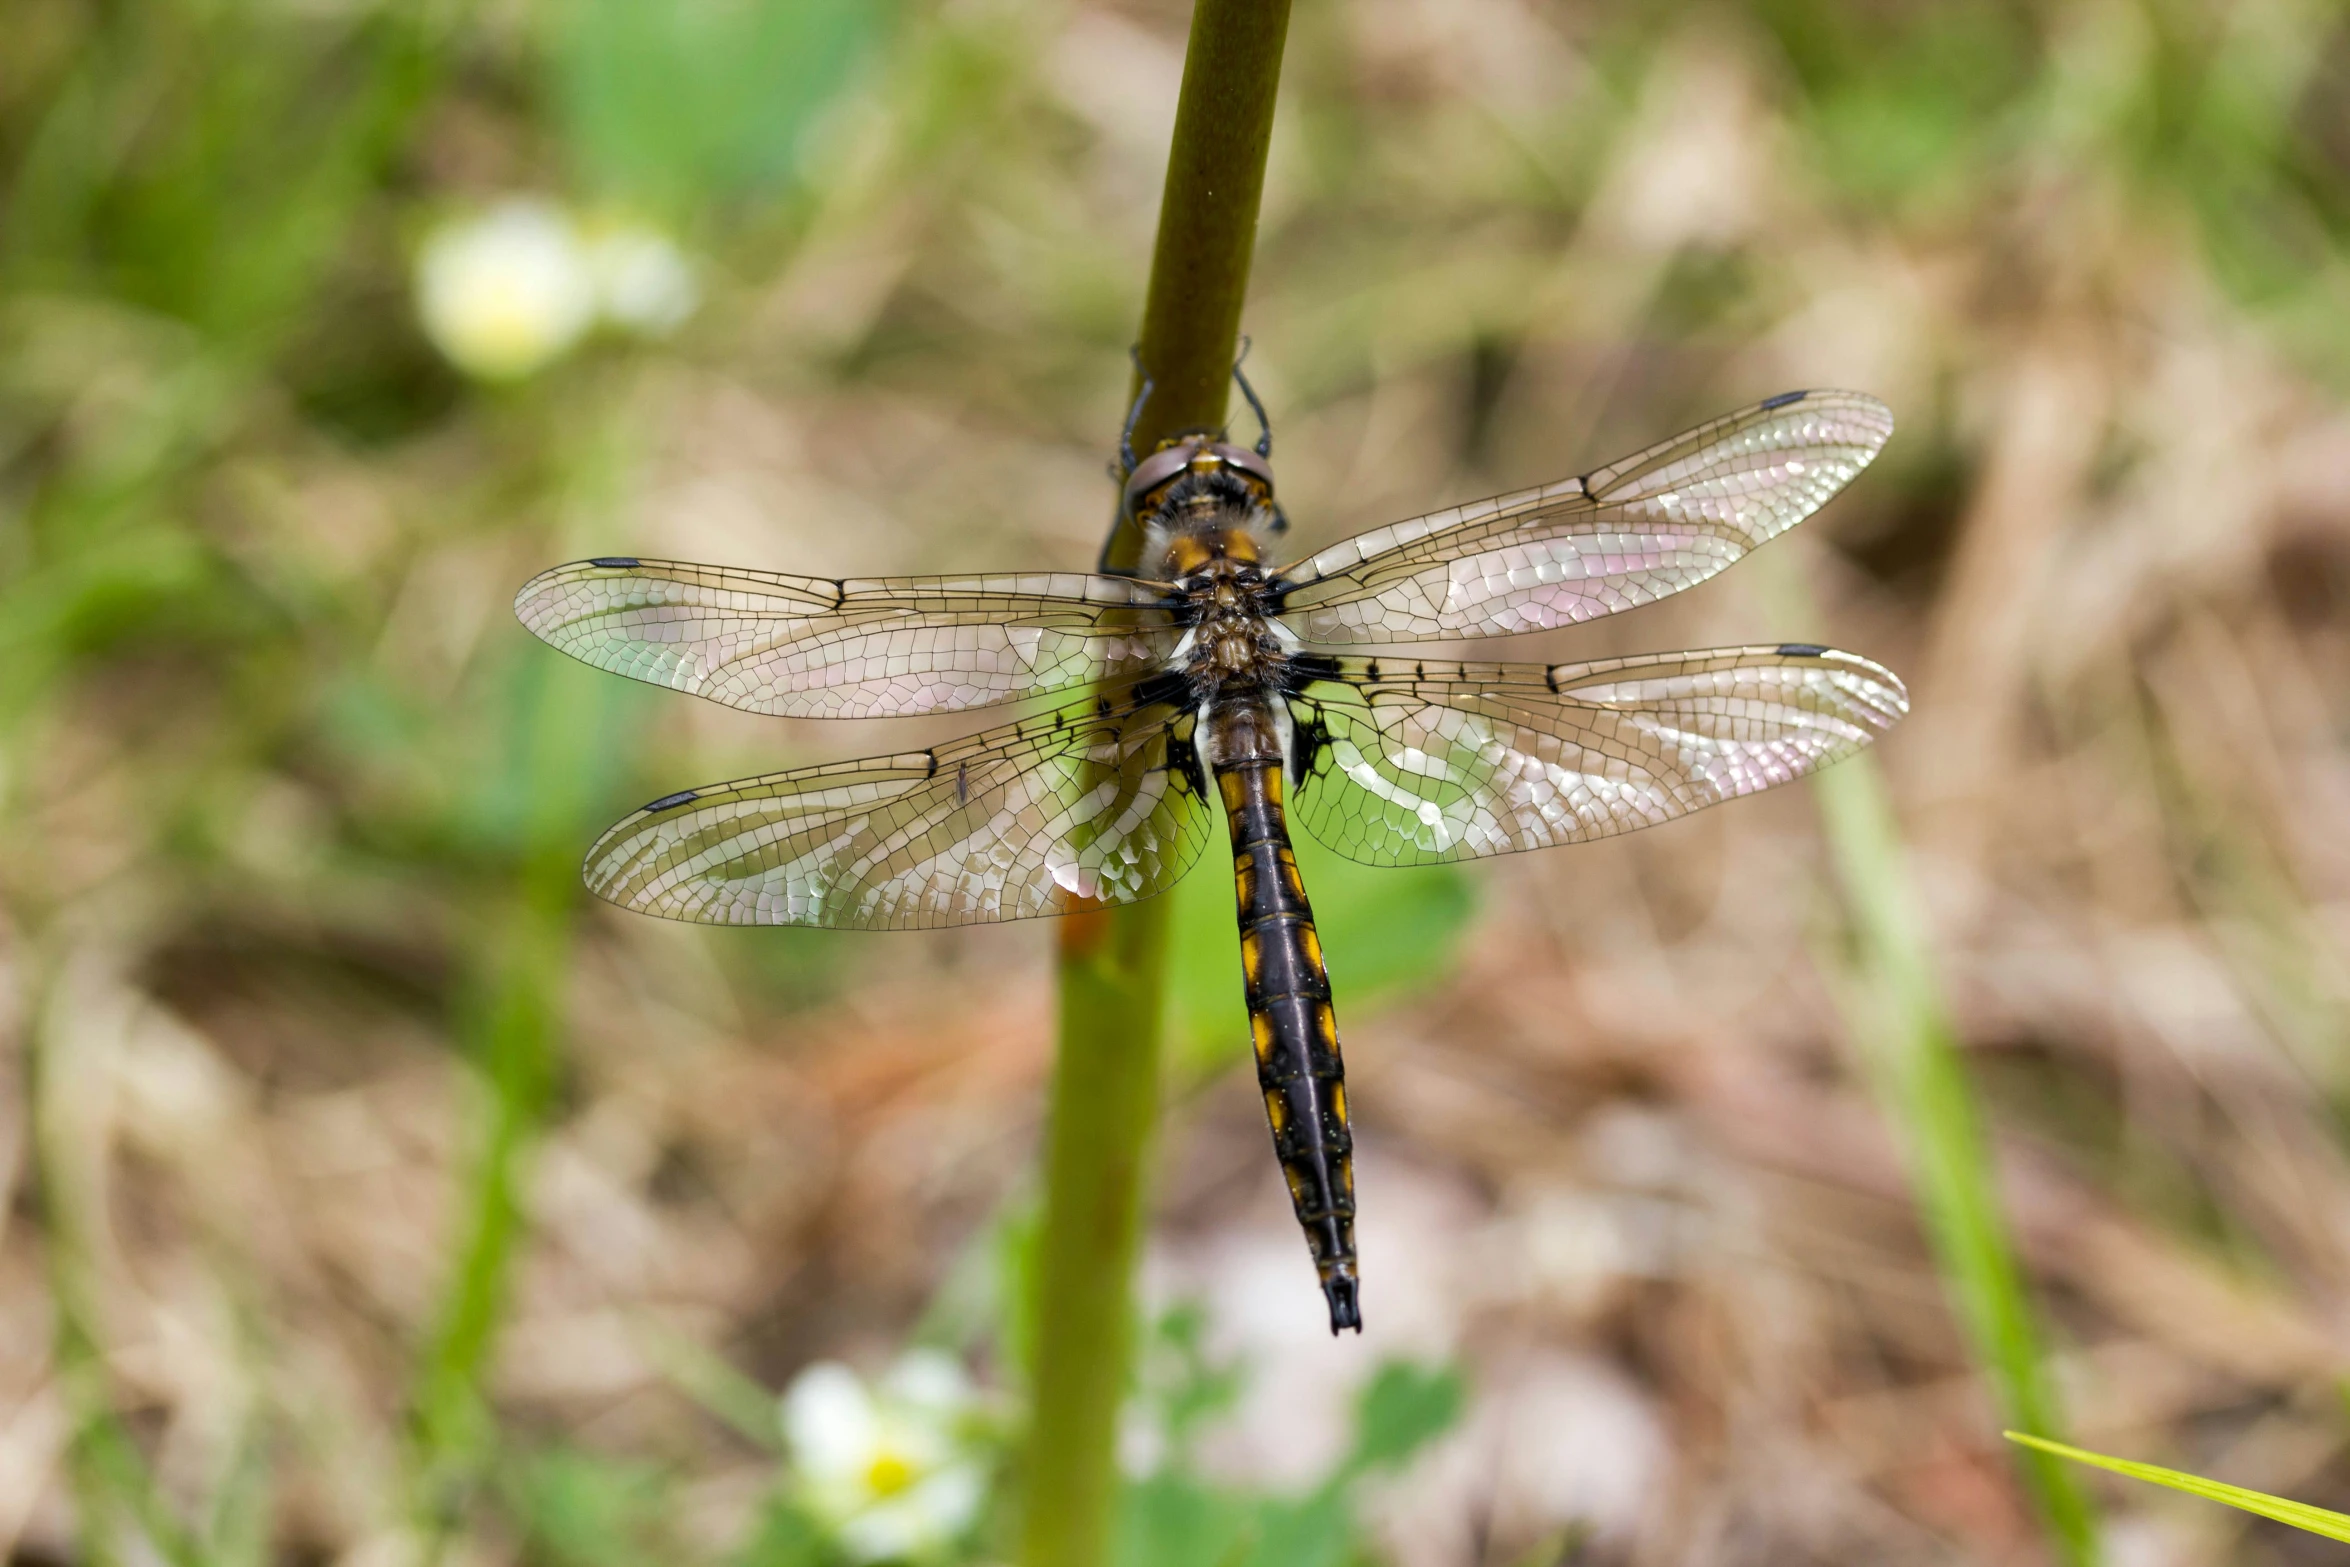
1210, 442, 1276, 491
1121, 441, 1200, 510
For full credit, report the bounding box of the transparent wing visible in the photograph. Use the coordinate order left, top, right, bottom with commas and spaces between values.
516, 558, 1181, 718
1274, 391, 1893, 643
583, 688, 1211, 928
1287, 644, 1907, 866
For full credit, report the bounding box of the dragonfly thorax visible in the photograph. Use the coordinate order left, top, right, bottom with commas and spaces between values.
1171, 541, 1290, 704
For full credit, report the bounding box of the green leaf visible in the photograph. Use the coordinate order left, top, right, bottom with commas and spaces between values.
550, 0, 886, 218
1136, 1303, 1246, 1462
2004, 1433, 2350, 1543
728, 1494, 832, 1567
1240, 1486, 1351, 1567
1342, 1361, 1464, 1477
504, 1448, 678, 1567
1118, 1472, 1257, 1567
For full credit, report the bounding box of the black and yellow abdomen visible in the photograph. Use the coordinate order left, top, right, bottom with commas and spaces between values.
1211, 701, 1360, 1333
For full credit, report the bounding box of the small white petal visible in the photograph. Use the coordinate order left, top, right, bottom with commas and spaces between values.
838, 1501, 925, 1564
906, 1461, 985, 1534
882, 1349, 974, 1417
782, 1362, 880, 1483
586, 225, 699, 335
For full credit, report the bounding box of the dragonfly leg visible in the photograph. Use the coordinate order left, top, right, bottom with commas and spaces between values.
1231, 336, 1273, 458
1118, 346, 1156, 477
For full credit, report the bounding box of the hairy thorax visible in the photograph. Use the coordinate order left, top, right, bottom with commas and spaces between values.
1166, 534, 1288, 704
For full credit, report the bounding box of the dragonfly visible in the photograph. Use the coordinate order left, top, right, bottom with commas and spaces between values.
514, 376, 1907, 1335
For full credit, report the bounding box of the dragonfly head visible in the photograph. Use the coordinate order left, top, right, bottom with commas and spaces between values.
1123, 434, 1281, 520
1128, 434, 1289, 579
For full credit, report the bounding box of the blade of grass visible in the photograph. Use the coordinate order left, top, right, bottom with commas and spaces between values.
406, 398, 645, 1550
28, 951, 205, 1567
2005, 1431, 2350, 1543
405, 874, 570, 1539
1024, 5, 1292, 1567
632, 1317, 789, 1453
1810, 752, 2101, 1564
1749, 539, 2100, 1561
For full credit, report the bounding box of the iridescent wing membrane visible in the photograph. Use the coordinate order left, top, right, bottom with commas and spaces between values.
1288, 646, 1906, 866
514, 560, 1179, 718
1275, 390, 1894, 641
518, 389, 1902, 927
580, 685, 1210, 929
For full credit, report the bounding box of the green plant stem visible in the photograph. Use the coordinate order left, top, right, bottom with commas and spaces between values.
1025, 904, 1176, 1567
1812, 756, 2100, 1565
407, 872, 569, 1541
1024, 5, 1291, 1567
407, 393, 636, 1547
1104, 0, 1294, 573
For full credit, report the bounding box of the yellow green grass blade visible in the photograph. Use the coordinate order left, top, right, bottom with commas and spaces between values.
1811, 751, 2101, 1564
2005, 1432, 2350, 1542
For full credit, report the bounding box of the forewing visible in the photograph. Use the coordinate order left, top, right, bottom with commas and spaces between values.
1289, 645, 1907, 865
583, 690, 1211, 928
515, 558, 1180, 718
1275, 391, 1893, 642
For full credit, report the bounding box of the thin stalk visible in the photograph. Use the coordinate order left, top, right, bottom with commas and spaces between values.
406, 872, 568, 1541
1023, 5, 1292, 1567
1104, 0, 1294, 573
406, 392, 634, 1548
1811, 755, 2101, 1565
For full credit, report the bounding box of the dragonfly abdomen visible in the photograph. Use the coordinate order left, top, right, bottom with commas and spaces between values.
1208, 696, 1361, 1334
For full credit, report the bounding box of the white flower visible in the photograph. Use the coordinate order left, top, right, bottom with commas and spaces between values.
781, 1351, 985, 1562
415, 200, 596, 381
584, 223, 699, 336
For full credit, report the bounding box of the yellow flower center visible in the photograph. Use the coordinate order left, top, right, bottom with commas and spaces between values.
865, 1449, 917, 1497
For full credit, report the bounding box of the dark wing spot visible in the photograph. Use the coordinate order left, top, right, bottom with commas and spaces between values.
643, 789, 700, 813
1131, 669, 1192, 709
1759, 390, 1808, 412
955, 764, 969, 806
1282, 653, 1346, 690
1776, 642, 1829, 657
589, 556, 641, 569
1174, 736, 1206, 799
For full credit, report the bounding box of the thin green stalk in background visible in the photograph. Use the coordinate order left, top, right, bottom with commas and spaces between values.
406, 875, 569, 1538
1023, 5, 1291, 1566
1811, 755, 2100, 1565
405, 403, 643, 1547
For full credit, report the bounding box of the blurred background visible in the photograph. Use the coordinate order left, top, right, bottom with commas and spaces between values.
8, 0, 2350, 1562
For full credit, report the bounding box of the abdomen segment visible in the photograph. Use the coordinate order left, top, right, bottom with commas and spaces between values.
1216, 746, 1360, 1333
